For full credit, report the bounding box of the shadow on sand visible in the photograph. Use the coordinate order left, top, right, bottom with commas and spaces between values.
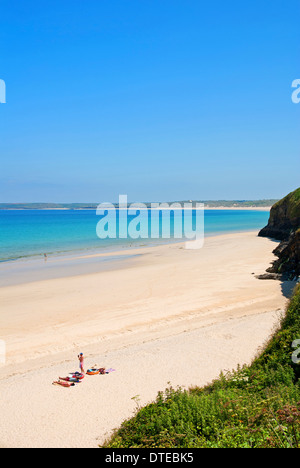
280, 280, 298, 299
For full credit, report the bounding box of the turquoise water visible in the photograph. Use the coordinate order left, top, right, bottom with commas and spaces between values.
0, 209, 270, 263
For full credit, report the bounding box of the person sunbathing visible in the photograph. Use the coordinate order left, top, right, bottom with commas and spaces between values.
52, 380, 75, 388
59, 376, 81, 383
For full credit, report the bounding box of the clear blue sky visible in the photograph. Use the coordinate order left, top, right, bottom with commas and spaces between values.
0, 0, 299, 203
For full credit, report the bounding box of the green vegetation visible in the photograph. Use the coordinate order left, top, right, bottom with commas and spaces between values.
102, 286, 300, 448
193, 199, 278, 208
0, 200, 277, 210
271, 188, 300, 222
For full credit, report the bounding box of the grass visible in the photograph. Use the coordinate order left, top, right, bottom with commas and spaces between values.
271, 187, 300, 221
101, 285, 300, 448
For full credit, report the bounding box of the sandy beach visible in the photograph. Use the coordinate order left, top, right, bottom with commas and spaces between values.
0, 231, 292, 448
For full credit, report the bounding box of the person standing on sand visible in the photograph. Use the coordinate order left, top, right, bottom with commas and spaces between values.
78, 353, 85, 374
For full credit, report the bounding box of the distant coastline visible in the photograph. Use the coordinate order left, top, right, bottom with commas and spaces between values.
0, 200, 277, 210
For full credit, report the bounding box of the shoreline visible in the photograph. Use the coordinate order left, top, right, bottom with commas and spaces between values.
0, 208, 271, 265
0, 226, 268, 273
0, 230, 287, 370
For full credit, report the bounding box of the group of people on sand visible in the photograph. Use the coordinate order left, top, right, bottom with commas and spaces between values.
52, 354, 113, 388
52, 353, 86, 387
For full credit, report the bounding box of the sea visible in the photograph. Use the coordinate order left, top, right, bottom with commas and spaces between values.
0, 208, 270, 263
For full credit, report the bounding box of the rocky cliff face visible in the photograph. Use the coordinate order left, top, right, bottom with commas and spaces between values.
258, 188, 300, 280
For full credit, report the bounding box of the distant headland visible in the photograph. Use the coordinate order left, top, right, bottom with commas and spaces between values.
0, 200, 278, 210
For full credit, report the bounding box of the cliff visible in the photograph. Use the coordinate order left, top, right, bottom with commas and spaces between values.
258, 188, 300, 279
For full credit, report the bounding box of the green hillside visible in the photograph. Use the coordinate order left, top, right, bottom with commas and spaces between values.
271, 188, 300, 225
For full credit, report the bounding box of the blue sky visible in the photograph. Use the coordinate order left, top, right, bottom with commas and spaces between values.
0, 0, 299, 203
